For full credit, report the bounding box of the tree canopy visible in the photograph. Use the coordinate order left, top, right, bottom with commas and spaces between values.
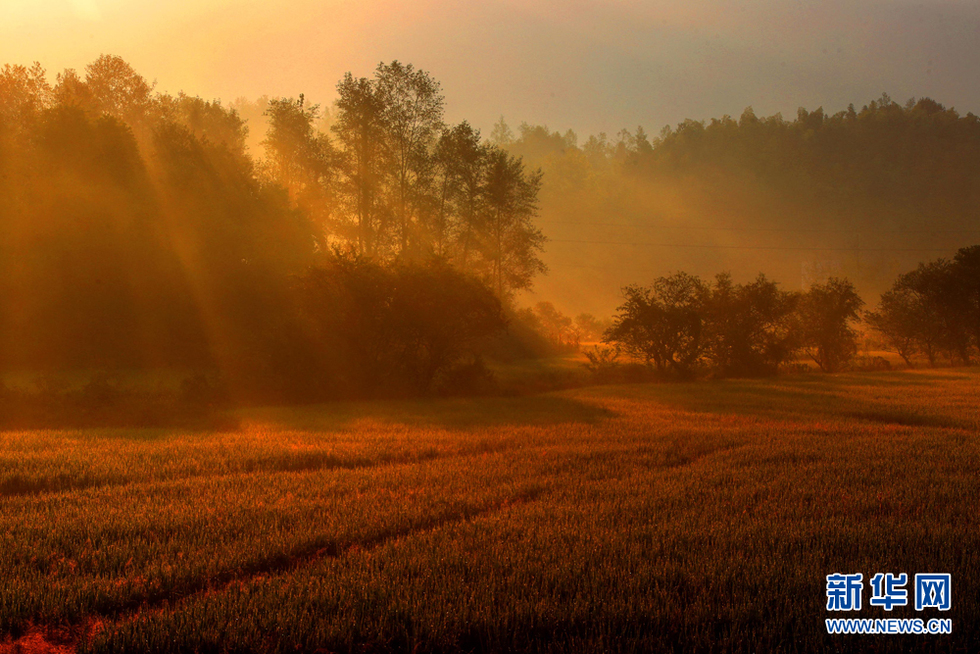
0, 57, 534, 394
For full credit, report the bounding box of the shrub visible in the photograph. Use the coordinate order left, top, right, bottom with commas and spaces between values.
295, 254, 507, 396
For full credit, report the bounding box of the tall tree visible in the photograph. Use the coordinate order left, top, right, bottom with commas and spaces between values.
83, 55, 153, 132
333, 73, 388, 256
263, 95, 335, 246
169, 94, 249, 156
489, 116, 514, 146
0, 62, 52, 126
0, 62, 53, 227
373, 61, 445, 257
481, 147, 546, 298
434, 121, 486, 262
331, 63, 547, 299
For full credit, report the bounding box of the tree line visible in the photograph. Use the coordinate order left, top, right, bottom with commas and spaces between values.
598, 245, 980, 378
0, 57, 544, 398
494, 96, 980, 312
3, 55, 979, 403
261, 61, 545, 298
600, 273, 862, 378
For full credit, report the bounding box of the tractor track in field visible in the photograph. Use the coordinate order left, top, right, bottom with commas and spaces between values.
0, 439, 529, 499
0, 487, 545, 653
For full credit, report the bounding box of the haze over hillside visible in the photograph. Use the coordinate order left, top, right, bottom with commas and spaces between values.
225, 89, 980, 318
505, 99, 980, 316
6, 0, 979, 319
4, 0, 980, 139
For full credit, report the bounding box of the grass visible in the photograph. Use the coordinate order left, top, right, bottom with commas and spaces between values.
1, 368, 978, 652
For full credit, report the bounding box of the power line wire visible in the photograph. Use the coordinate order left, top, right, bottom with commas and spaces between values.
546, 238, 956, 253
536, 219, 980, 237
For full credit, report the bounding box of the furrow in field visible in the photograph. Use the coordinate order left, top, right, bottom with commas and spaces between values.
111, 487, 543, 613
3, 488, 544, 654
0, 449, 554, 641
0, 433, 529, 499
0, 450, 436, 498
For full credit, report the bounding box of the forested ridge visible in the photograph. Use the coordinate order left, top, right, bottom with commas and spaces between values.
504, 95, 980, 314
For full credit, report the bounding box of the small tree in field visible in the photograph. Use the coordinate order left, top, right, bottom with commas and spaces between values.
866, 245, 980, 367
704, 273, 800, 376
583, 344, 620, 382
796, 278, 864, 372
865, 279, 937, 367
604, 272, 708, 377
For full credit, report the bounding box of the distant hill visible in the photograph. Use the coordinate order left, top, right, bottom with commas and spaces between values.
501, 95, 980, 316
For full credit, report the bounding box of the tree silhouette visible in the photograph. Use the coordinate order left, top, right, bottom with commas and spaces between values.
704, 273, 799, 376
374, 61, 445, 257
83, 55, 153, 132
866, 280, 936, 367
481, 147, 546, 298
796, 278, 864, 372
333, 72, 388, 256
434, 121, 487, 263
952, 245, 980, 357
868, 246, 980, 367
262, 95, 334, 246
605, 273, 708, 376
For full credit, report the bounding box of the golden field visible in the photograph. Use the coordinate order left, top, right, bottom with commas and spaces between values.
1, 369, 977, 653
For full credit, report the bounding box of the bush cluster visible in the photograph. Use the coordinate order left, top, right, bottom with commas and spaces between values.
243, 253, 506, 401
602, 245, 980, 379
602, 273, 862, 378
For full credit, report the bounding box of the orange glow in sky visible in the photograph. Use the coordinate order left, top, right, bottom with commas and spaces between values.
2, 0, 978, 136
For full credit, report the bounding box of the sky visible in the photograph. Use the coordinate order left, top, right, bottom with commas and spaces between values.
2, 0, 980, 139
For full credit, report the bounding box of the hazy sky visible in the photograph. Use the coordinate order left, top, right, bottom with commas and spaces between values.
3, 0, 979, 136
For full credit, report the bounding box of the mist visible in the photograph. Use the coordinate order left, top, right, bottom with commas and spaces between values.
502, 102, 980, 317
